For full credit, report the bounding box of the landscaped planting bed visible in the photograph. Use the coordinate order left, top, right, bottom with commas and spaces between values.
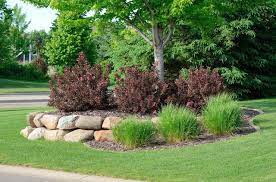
20, 107, 262, 151
19, 54, 265, 151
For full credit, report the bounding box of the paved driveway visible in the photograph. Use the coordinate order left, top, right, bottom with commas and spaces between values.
0, 92, 49, 108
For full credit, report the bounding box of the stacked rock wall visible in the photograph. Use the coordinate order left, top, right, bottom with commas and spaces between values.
21, 112, 127, 143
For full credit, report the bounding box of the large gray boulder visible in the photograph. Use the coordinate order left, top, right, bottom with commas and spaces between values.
44, 130, 69, 141
64, 129, 94, 142
102, 116, 122, 129
28, 128, 46, 140
33, 113, 44, 127
75, 116, 103, 130
27, 112, 37, 128
57, 115, 78, 130
40, 114, 60, 130
20, 126, 34, 138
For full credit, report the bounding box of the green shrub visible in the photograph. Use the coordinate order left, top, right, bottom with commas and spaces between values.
0, 61, 47, 81
113, 118, 156, 149
203, 93, 241, 135
158, 104, 200, 143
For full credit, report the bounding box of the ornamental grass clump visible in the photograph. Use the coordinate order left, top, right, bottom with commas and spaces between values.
158, 104, 200, 143
203, 93, 241, 135
113, 117, 156, 149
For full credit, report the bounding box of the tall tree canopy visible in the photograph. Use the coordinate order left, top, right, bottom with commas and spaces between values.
0, 0, 12, 63
10, 4, 30, 56
45, 11, 96, 70
25, 0, 221, 80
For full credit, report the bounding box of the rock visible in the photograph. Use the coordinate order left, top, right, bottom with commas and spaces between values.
57, 115, 78, 130
28, 128, 46, 140
75, 116, 103, 130
27, 112, 37, 128
33, 113, 44, 127
151, 117, 159, 124
94, 130, 114, 142
64, 129, 94, 142
102, 117, 122, 129
20, 126, 34, 138
44, 130, 69, 141
40, 114, 60, 130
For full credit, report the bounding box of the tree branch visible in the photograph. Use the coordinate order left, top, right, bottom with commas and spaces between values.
126, 21, 153, 46
163, 22, 174, 46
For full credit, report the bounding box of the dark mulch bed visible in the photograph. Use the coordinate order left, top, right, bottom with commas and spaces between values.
51, 109, 154, 119
84, 108, 263, 152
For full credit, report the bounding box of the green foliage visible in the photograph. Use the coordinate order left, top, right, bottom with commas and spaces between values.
203, 93, 241, 135
172, 0, 276, 98
0, 0, 12, 63
0, 61, 47, 81
158, 104, 200, 143
25, 0, 276, 98
95, 27, 152, 84
9, 4, 30, 56
28, 30, 49, 59
113, 118, 156, 149
45, 12, 96, 70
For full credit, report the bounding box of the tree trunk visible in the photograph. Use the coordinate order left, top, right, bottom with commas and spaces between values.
153, 25, 165, 81
154, 45, 165, 81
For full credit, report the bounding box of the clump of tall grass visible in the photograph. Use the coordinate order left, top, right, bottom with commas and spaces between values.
113, 117, 156, 149
203, 93, 241, 135
158, 104, 200, 143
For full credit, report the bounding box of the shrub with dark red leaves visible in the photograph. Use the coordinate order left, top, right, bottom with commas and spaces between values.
114, 67, 173, 114
32, 57, 48, 74
48, 52, 110, 112
176, 68, 225, 112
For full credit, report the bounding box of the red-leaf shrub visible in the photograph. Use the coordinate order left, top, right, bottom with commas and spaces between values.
32, 57, 48, 74
114, 67, 173, 114
176, 68, 224, 111
48, 52, 110, 112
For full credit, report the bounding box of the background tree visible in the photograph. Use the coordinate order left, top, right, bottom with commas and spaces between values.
10, 4, 30, 57
45, 11, 96, 70
28, 30, 48, 59
172, 0, 276, 97
0, 0, 12, 63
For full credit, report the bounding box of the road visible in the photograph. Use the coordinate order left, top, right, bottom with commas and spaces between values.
0, 92, 49, 108
0, 165, 140, 182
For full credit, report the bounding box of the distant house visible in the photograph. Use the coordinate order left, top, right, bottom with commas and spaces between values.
16, 45, 37, 64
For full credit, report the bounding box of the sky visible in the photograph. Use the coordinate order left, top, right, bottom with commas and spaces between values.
6, 0, 57, 32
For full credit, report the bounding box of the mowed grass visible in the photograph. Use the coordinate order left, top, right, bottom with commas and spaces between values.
0, 99, 275, 181
0, 78, 49, 94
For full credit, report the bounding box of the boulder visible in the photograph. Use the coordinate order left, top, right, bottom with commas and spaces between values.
102, 117, 122, 129
64, 129, 94, 142
94, 130, 114, 142
57, 115, 78, 130
40, 114, 60, 130
75, 116, 103, 130
27, 112, 37, 128
44, 130, 69, 141
33, 113, 44, 127
151, 117, 160, 124
20, 126, 34, 138
28, 128, 46, 140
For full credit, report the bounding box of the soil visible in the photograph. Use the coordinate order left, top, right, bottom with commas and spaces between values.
84, 108, 263, 152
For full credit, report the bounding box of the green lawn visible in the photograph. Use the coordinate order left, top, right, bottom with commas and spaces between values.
0, 98, 275, 181
0, 78, 49, 94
